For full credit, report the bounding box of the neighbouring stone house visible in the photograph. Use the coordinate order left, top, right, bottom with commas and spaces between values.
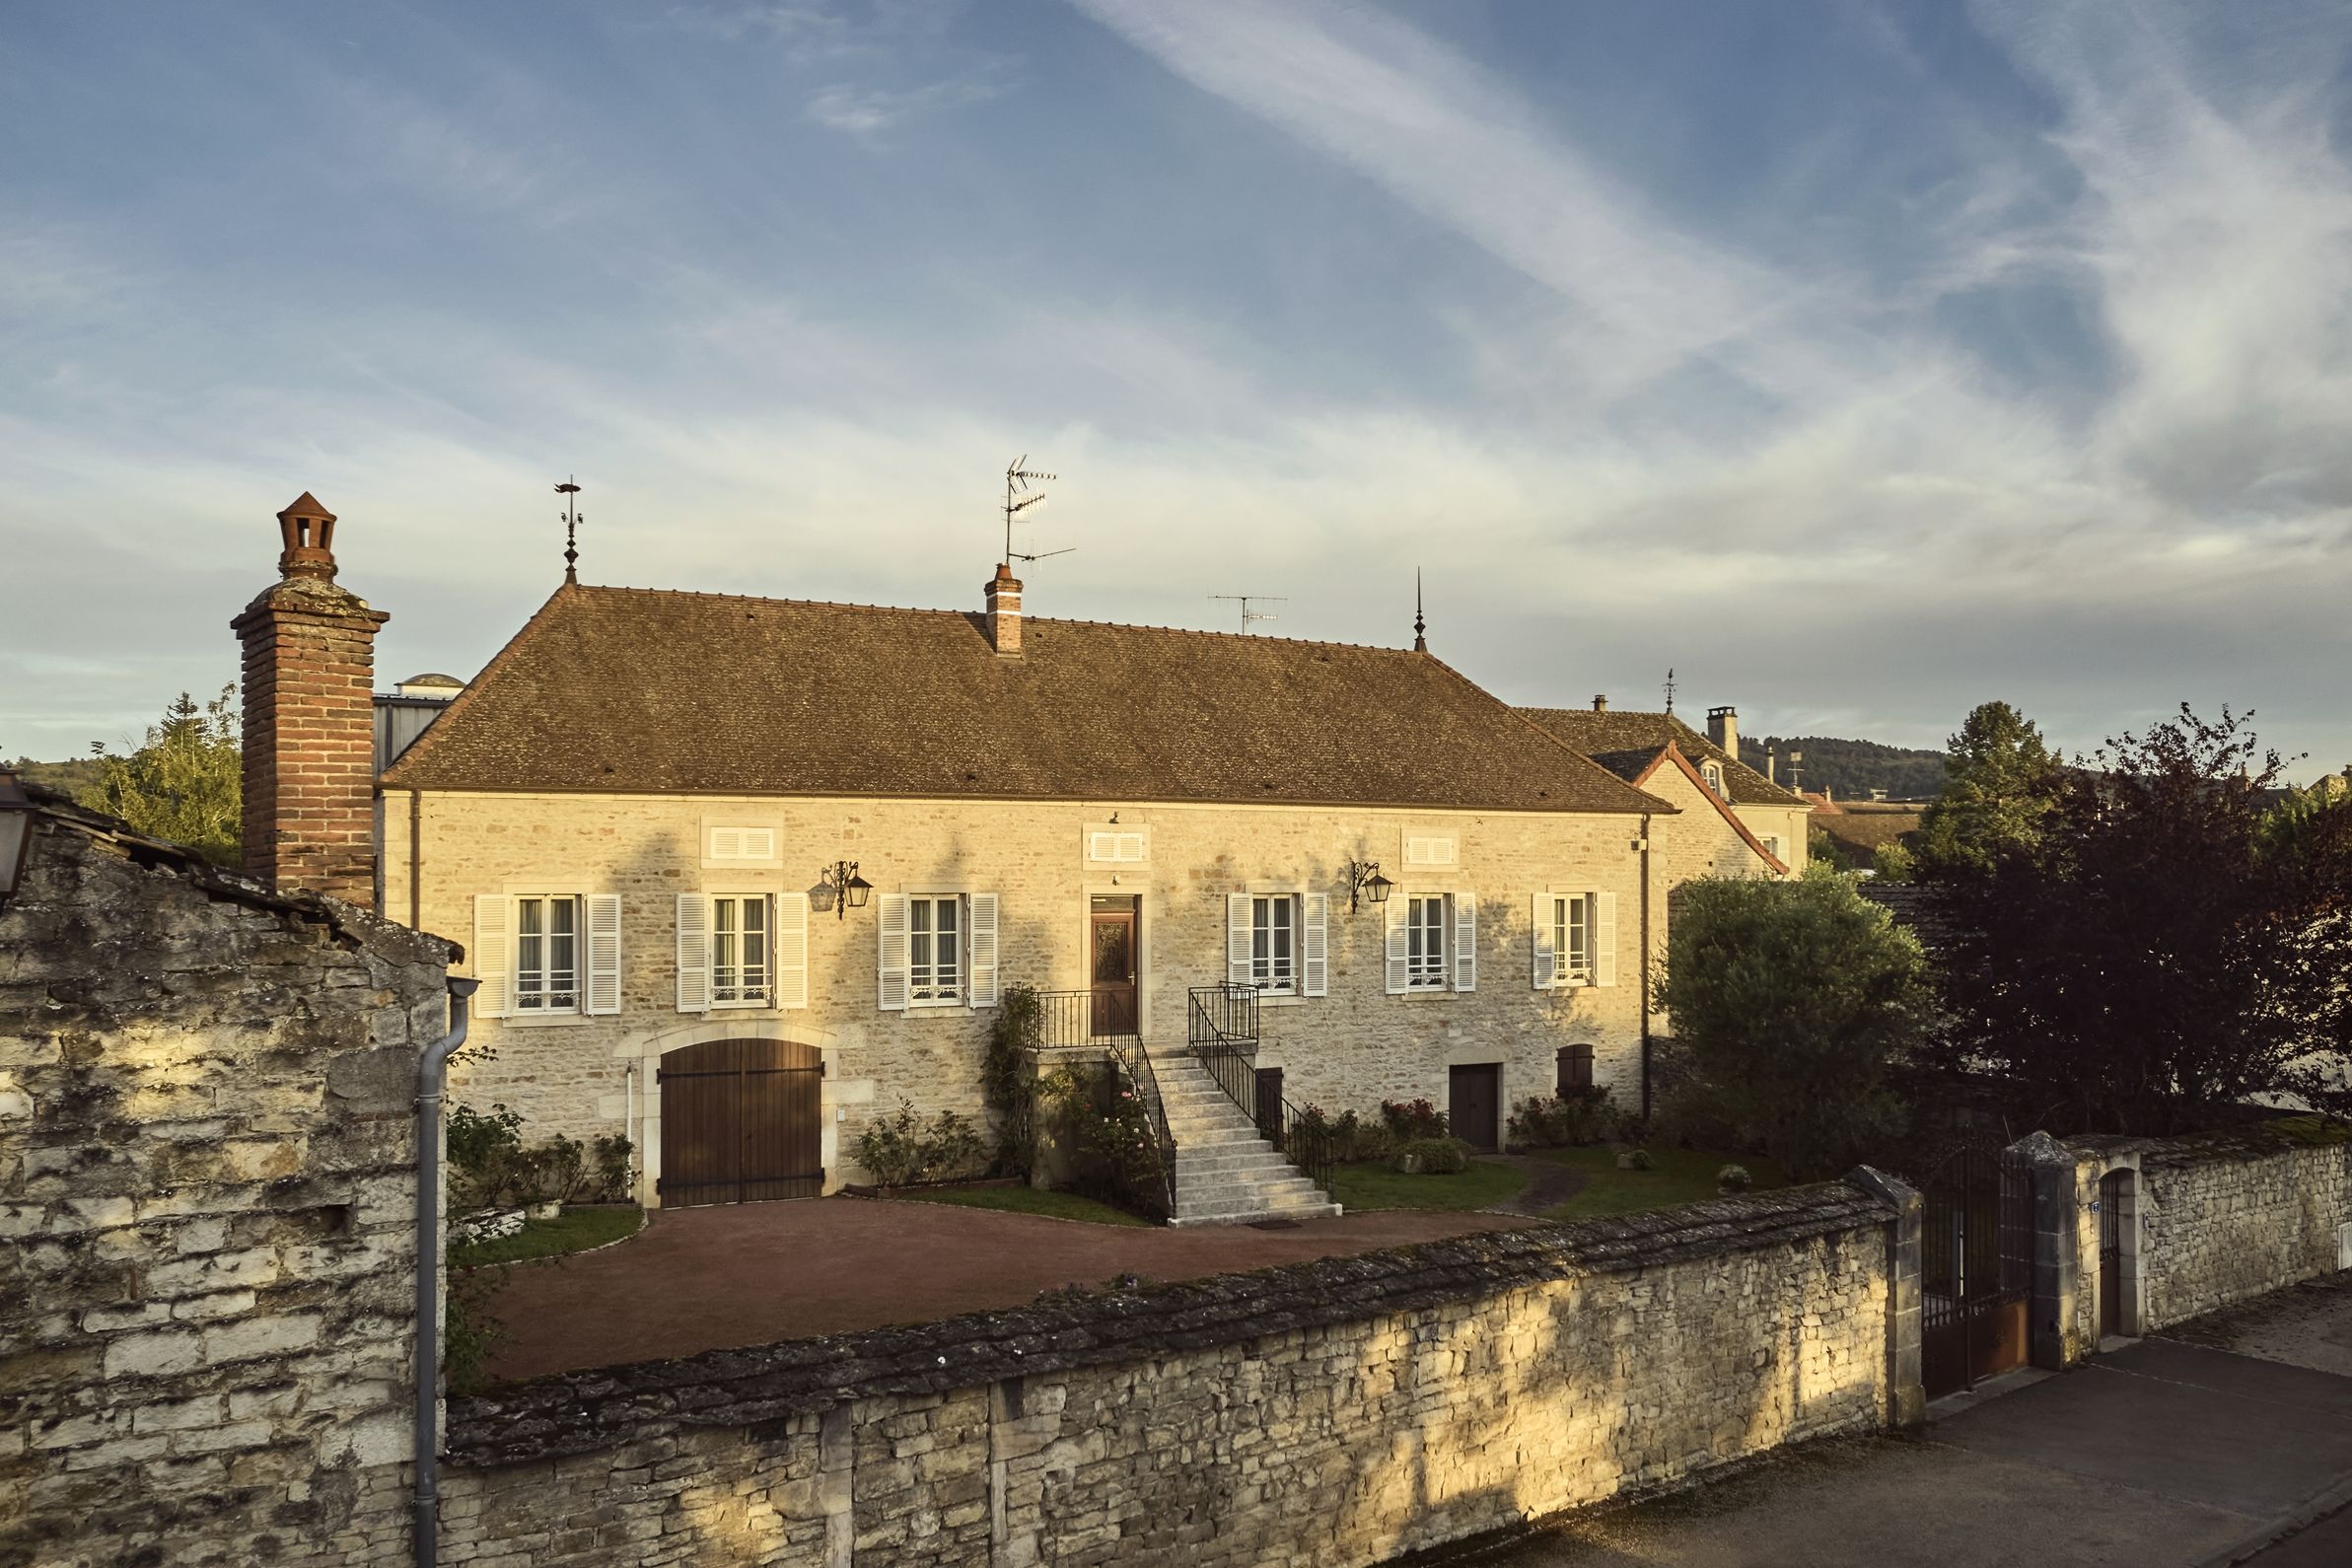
0, 777, 457, 1566
224, 490, 1806, 1218
1521, 699, 1814, 886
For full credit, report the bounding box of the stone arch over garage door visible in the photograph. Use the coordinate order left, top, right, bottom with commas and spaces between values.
656, 1037, 824, 1207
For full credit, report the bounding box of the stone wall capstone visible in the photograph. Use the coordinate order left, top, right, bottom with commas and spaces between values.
1, 800, 456, 1568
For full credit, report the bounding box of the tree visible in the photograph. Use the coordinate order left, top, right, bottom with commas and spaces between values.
1915, 701, 2066, 876
1935, 705, 2352, 1136
91, 686, 242, 865
1655, 865, 1932, 1177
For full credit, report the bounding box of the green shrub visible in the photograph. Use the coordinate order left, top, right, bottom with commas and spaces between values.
1390, 1137, 1469, 1176
983, 984, 1044, 1176
1507, 1088, 1620, 1149
1329, 1108, 1395, 1164
856, 1099, 988, 1187
1617, 1147, 1655, 1172
1717, 1163, 1753, 1192
447, 1103, 527, 1214
589, 1134, 635, 1203
1380, 1098, 1449, 1141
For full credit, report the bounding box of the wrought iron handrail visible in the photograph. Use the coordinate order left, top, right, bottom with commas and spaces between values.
1033, 987, 1141, 1050
1105, 1035, 1177, 1220
1185, 986, 1334, 1195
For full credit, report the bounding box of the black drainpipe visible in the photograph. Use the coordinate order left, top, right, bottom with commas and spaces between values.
1638, 812, 1654, 1124
413, 975, 479, 1568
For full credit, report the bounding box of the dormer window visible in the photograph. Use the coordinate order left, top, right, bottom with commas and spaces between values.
1701, 761, 1726, 798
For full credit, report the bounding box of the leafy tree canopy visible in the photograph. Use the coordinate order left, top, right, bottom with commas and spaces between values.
90, 686, 242, 865
1935, 705, 2352, 1136
1739, 735, 1946, 800
1656, 865, 1931, 1177
1916, 700, 2066, 876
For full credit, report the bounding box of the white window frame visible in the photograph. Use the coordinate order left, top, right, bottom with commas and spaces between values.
1534, 887, 1616, 989
514, 892, 583, 1015
907, 893, 965, 1008
1406, 893, 1448, 990
1251, 893, 1299, 996
1761, 834, 1783, 862
709, 891, 773, 1008
1701, 761, 1726, 798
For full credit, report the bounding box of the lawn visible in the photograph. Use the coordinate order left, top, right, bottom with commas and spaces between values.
1330, 1158, 1529, 1213
1538, 1144, 1785, 1222
887, 1184, 1154, 1227
452, 1205, 644, 1268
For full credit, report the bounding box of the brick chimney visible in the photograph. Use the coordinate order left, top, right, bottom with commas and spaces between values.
1706, 704, 1738, 760
984, 564, 1023, 657
230, 492, 388, 902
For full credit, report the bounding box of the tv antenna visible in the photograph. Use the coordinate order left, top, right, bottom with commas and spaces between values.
1210, 594, 1287, 634
556, 477, 585, 584
1002, 456, 1071, 566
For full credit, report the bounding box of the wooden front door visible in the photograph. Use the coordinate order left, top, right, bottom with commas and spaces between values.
1090, 906, 1138, 1038
657, 1038, 824, 1206
1449, 1064, 1502, 1154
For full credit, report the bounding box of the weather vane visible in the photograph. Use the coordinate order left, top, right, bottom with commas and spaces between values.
556, 477, 584, 585
1664, 667, 1677, 714
1001, 457, 1072, 567
1412, 569, 1427, 653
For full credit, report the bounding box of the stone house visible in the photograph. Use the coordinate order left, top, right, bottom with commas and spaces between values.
224, 491, 1798, 1219
1521, 700, 1814, 885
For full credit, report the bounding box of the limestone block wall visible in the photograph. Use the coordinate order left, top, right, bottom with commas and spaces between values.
1, 808, 456, 1568
383, 790, 1661, 1192
2129, 1127, 2352, 1331
435, 1180, 1912, 1568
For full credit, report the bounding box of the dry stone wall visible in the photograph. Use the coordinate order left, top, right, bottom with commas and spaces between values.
435, 1180, 1909, 1568
2131, 1125, 2352, 1331
1, 805, 456, 1568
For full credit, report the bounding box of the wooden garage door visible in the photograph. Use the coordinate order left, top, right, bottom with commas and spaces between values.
657, 1038, 824, 1206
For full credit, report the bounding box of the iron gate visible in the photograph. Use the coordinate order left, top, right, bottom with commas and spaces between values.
2099, 1169, 2127, 1338
1919, 1141, 2033, 1396
657, 1038, 825, 1206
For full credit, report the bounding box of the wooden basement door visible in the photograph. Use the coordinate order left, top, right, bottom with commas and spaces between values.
657, 1038, 824, 1206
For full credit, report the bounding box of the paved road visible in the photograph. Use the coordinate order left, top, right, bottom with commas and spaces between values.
1454, 1274, 2352, 1568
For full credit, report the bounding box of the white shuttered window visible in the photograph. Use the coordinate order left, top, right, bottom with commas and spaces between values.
880, 893, 999, 1010
474, 892, 613, 1018
1538, 891, 1618, 988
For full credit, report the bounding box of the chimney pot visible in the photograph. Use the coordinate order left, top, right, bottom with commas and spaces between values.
1593, 694, 1607, 712
984, 564, 1024, 657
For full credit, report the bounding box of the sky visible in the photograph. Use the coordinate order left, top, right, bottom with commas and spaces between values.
6, 1, 2352, 774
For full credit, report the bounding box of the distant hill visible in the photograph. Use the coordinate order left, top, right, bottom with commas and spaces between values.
1738, 735, 1947, 802
9, 755, 106, 805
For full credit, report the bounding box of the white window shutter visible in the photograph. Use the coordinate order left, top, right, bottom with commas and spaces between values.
1302, 893, 1328, 998
586, 894, 622, 1015
1088, 830, 1113, 861
1385, 894, 1409, 995
1531, 892, 1556, 990
675, 894, 712, 1013
1595, 891, 1618, 987
877, 893, 909, 1011
773, 891, 810, 1010
471, 894, 510, 1018
967, 892, 1000, 1008
1227, 893, 1252, 987
1454, 892, 1477, 992
743, 827, 775, 861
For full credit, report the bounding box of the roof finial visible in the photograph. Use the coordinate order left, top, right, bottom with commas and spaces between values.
1663, 666, 1676, 714
1412, 569, 1427, 653
556, 478, 584, 585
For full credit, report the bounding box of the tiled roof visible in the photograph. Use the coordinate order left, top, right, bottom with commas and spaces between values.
1619, 744, 1790, 875
1519, 708, 1810, 808
381, 584, 1674, 815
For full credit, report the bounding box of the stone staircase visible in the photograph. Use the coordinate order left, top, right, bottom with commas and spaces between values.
1152, 1053, 1341, 1226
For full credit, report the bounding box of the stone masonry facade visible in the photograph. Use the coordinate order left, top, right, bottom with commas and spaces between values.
1, 801, 455, 1568
431, 1180, 1911, 1567
384, 791, 1675, 1199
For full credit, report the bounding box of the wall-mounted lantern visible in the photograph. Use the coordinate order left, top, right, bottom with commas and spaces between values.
0, 771, 35, 913
819, 860, 873, 921
1343, 858, 1392, 914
